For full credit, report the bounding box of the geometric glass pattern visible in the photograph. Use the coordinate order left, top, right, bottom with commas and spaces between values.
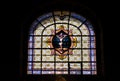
27, 11, 97, 75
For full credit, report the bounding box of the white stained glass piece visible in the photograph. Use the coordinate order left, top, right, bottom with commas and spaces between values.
43, 25, 55, 35
91, 56, 96, 61
69, 25, 81, 35
56, 24, 68, 30
56, 55, 68, 61
82, 63, 91, 70
83, 71, 91, 74
34, 37, 41, 42
56, 71, 68, 74
28, 42, 32, 48
33, 63, 41, 69
28, 49, 32, 55
72, 50, 81, 55
82, 50, 90, 61
42, 49, 52, 55
92, 63, 96, 70
27, 71, 32, 74
28, 56, 32, 61
42, 71, 54, 74
42, 37, 51, 48
91, 36, 96, 48
33, 49, 41, 55
28, 63, 32, 70
80, 24, 89, 35
70, 71, 81, 74
34, 37, 41, 48
69, 17, 82, 27
70, 63, 81, 70
34, 24, 44, 35
29, 36, 33, 42
42, 56, 54, 61
33, 71, 41, 74
42, 63, 54, 70
72, 37, 81, 48
33, 56, 41, 61
41, 17, 54, 27
82, 37, 90, 48
69, 55, 81, 61
56, 63, 68, 70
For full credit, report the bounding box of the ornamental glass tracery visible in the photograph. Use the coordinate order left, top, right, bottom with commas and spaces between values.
27, 11, 97, 75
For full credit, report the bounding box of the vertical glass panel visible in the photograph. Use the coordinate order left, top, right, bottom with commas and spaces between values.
28, 49, 32, 55
34, 36, 41, 48
80, 24, 89, 35
42, 37, 51, 48
28, 56, 32, 61
82, 37, 90, 48
82, 50, 90, 61
27, 63, 32, 70
91, 36, 96, 48
92, 63, 96, 70
91, 49, 96, 61
28, 42, 33, 48
69, 25, 81, 35
85, 21, 95, 35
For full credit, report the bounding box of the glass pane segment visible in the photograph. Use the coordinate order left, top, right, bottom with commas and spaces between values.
82, 50, 90, 61
41, 17, 54, 27
69, 25, 81, 35
56, 63, 68, 70
80, 24, 89, 35
43, 25, 55, 35
42, 63, 54, 70
69, 17, 82, 27
82, 37, 90, 48
82, 63, 91, 70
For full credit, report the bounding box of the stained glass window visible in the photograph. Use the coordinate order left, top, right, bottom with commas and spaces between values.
27, 11, 97, 75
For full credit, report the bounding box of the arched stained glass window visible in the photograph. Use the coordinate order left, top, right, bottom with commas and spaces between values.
27, 11, 96, 75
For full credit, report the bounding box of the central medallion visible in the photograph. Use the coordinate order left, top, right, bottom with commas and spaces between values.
52, 25, 71, 60
52, 30, 71, 54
